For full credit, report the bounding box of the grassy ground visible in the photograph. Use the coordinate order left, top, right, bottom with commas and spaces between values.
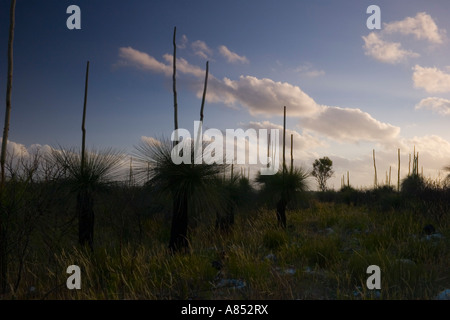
5, 199, 449, 300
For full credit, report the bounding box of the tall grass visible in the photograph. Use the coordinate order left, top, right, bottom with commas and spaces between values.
3, 198, 448, 300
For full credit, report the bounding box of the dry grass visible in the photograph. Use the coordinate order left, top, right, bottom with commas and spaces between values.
3, 200, 449, 300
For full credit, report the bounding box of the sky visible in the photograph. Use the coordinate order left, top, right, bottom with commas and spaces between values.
1, 0, 450, 189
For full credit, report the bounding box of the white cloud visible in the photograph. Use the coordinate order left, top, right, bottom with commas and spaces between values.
118, 47, 172, 75
362, 32, 419, 64
362, 12, 445, 64
179, 34, 188, 49
118, 47, 207, 79
412, 65, 450, 93
415, 97, 450, 115
218, 45, 249, 64
117, 48, 402, 149
191, 40, 213, 60
384, 12, 445, 44
162, 54, 206, 78
301, 107, 401, 144
207, 76, 324, 117
0, 139, 30, 158
242, 121, 326, 152
295, 63, 325, 77
141, 136, 162, 146
404, 135, 450, 171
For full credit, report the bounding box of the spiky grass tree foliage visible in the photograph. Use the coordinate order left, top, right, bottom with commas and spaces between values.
401, 173, 426, 197
445, 165, 450, 188
134, 138, 226, 253
51, 147, 124, 250
214, 173, 255, 232
256, 167, 309, 227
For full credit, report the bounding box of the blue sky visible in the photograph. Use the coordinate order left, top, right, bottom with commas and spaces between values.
1, 0, 450, 188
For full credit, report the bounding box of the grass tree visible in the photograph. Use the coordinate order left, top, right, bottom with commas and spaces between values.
215, 171, 254, 232
134, 139, 225, 253
52, 61, 125, 251
136, 26, 221, 253
256, 166, 309, 227
51, 147, 124, 250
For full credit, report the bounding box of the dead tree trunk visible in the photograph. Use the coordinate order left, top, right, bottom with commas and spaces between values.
77, 189, 94, 250
172, 26, 178, 147
78, 61, 93, 251
0, 0, 17, 294
169, 192, 189, 253
277, 106, 287, 229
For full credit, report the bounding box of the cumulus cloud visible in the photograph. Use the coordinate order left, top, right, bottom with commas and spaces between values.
301, 107, 401, 144
362, 12, 445, 64
384, 12, 445, 44
0, 139, 30, 158
415, 97, 450, 115
191, 40, 213, 60
362, 32, 419, 64
218, 45, 249, 64
242, 121, 326, 151
412, 65, 450, 93
207, 76, 324, 117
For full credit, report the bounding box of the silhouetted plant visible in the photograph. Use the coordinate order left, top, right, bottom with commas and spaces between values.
401, 174, 425, 197
311, 157, 334, 192
51, 147, 124, 250
133, 138, 225, 253
256, 166, 309, 227
444, 165, 450, 188
215, 173, 256, 232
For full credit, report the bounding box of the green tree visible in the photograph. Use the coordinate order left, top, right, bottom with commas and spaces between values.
312, 157, 334, 192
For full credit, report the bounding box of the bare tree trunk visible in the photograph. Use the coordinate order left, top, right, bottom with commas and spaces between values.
81, 61, 89, 175
282, 106, 286, 174
200, 61, 209, 122
172, 26, 178, 147
290, 134, 293, 174
398, 149, 400, 192
169, 192, 189, 253
373, 149, 377, 188
1, 0, 17, 294
77, 189, 94, 251
79, 61, 93, 251
195, 61, 209, 162
277, 106, 287, 229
